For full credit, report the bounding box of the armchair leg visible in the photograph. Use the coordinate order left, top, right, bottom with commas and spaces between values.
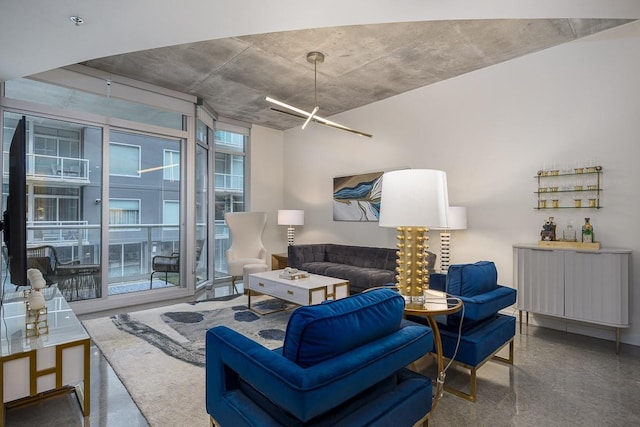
231, 276, 239, 294
441, 338, 514, 402
412, 413, 430, 427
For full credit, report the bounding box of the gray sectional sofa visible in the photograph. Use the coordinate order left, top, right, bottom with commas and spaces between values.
287, 243, 436, 294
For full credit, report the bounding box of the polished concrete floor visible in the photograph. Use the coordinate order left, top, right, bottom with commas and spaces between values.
4, 287, 640, 426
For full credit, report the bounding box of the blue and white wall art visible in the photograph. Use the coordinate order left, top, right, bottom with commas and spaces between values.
333, 171, 383, 221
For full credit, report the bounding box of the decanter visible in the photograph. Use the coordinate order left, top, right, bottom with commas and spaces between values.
563, 221, 576, 242
582, 218, 594, 243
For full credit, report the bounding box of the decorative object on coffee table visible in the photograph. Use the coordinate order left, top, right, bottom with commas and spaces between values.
278, 267, 309, 280
379, 169, 449, 302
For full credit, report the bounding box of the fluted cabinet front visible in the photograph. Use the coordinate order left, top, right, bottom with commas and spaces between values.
564, 251, 629, 326
513, 244, 631, 329
514, 246, 564, 317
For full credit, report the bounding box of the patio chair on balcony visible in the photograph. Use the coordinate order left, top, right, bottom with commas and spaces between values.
149, 240, 205, 289
150, 252, 180, 289
26, 245, 81, 291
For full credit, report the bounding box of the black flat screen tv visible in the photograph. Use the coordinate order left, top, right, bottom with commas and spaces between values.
2, 115, 28, 287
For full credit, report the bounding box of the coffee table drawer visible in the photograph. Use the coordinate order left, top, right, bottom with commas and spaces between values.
249, 277, 277, 295
271, 282, 319, 306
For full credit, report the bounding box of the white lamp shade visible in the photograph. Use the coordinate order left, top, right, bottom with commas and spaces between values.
379, 169, 450, 228
432, 206, 467, 230
447, 206, 467, 230
277, 209, 304, 226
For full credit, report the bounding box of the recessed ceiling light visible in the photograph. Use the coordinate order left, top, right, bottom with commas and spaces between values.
70, 16, 85, 26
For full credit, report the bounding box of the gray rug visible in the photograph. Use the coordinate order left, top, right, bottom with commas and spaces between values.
82, 294, 292, 427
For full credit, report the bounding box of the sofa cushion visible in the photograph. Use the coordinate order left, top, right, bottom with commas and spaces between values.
282, 288, 405, 368
324, 244, 398, 271
301, 261, 396, 293
446, 261, 498, 297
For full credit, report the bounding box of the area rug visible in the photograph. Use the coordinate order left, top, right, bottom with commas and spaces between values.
82, 294, 292, 427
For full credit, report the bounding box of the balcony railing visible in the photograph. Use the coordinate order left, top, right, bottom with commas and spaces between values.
2, 220, 235, 302
28, 221, 90, 244
3, 151, 90, 182
17, 222, 231, 284
214, 172, 243, 192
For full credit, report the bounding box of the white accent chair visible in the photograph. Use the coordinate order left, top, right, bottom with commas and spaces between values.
224, 212, 268, 293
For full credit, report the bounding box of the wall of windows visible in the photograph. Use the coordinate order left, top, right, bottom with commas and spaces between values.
0, 66, 252, 313
0, 67, 192, 312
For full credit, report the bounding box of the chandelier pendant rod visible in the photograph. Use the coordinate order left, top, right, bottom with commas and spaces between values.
265, 50, 372, 138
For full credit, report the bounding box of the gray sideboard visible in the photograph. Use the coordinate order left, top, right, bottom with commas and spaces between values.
513, 244, 631, 352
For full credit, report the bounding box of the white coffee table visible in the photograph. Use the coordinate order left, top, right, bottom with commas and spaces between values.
247, 269, 350, 314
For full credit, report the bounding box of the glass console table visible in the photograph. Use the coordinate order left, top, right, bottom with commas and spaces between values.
1, 287, 90, 425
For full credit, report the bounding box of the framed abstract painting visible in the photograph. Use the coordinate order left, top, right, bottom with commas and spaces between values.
333, 171, 383, 221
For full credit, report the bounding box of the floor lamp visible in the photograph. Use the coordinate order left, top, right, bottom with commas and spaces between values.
432, 206, 467, 273
277, 210, 304, 246
379, 169, 450, 302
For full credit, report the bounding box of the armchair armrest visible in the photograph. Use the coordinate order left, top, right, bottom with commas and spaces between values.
206, 323, 432, 422
448, 285, 517, 325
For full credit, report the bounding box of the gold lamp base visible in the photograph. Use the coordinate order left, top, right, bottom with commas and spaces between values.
395, 226, 430, 302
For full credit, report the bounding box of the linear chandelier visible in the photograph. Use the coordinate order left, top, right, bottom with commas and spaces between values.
266, 51, 372, 138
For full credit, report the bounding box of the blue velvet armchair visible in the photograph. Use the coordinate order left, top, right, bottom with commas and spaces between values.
421, 261, 517, 402
206, 288, 434, 426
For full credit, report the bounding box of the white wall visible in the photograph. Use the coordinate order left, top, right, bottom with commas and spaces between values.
249, 124, 288, 263
279, 21, 640, 346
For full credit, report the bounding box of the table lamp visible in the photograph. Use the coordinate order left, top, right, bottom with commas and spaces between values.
431, 206, 467, 273
277, 209, 304, 246
379, 169, 449, 302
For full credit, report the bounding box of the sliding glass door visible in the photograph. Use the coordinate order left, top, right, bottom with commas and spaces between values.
108, 130, 182, 295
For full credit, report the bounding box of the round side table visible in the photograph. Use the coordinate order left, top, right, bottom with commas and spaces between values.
404, 289, 462, 410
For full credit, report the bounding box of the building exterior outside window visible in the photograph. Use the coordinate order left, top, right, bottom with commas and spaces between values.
163, 150, 180, 182
214, 128, 246, 279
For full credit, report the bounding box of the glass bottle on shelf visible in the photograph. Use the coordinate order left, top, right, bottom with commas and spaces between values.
582, 218, 594, 243
563, 221, 576, 242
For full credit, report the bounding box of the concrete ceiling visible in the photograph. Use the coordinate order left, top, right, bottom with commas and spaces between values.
80, 19, 632, 132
